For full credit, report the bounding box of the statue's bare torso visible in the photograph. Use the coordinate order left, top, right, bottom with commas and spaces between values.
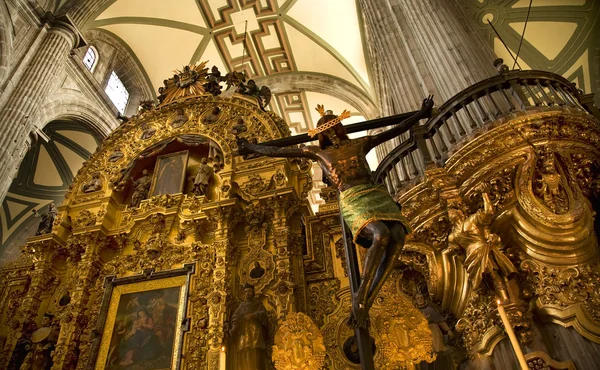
305, 137, 373, 191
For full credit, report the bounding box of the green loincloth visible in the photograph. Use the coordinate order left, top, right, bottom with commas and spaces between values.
339, 183, 412, 243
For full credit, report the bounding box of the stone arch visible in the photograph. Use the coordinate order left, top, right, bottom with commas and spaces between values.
68, 0, 114, 29
254, 72, 379, 119
31, 92, 119, 139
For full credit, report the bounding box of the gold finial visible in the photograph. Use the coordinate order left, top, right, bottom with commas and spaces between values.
307, 107, 351, 138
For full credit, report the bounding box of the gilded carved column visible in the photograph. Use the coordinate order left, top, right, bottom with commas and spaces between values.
51, 235, 105, 370
205, 205, 235, 370
270, 195, 299, 316
1, 242, 57, 370
0, 14, 80, 203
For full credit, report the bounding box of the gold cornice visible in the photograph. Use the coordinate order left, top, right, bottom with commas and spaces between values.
536, 301, 600, 343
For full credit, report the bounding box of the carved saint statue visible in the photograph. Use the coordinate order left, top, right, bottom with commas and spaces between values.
32, 203, 57, 235
201, 107, 221, 125
82, 172, 103, 193
192, 158, 214, 196
171, 108, 188, 128
140, 123, 156, 140
534, 147, 568, 214
448, 193, 519, 302
229, 284, 268, 370
415, 293, 455, 370
237, 97, 433, 325
18, 314, 58, 370
130, 170, 152, 208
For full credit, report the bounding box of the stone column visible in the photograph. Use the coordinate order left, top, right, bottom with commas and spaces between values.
359, 0, 497, 181
359, 0, 428, 115
0, 15, 80, 203
393, 0, 497, 101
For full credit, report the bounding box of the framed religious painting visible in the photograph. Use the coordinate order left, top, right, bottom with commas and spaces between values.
88, 264, 194, 370
149, 150, 189, 197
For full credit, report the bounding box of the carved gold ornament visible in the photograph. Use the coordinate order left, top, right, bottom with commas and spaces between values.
272, 312, 326, 370
158, 61, 209, 106
371, 280, 436, 368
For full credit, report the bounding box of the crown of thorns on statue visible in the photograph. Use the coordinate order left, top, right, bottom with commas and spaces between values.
307, 104, 351, 138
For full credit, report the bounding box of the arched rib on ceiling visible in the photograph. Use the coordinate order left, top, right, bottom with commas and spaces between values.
255, 72, 378, 120
463, 0, 599, 98
74, 0, 375, 107
32, 93, 119, 139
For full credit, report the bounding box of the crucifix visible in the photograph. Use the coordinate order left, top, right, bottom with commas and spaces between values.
235, 96, 433, 368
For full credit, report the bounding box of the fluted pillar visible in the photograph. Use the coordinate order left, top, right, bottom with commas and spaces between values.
0, 15, 79, 203
359, 0, 497, 182
394, 0, 496, 101
359, 0, 428, 115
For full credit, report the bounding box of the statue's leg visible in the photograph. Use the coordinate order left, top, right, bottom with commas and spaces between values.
354, 221, 390, 323
366, 222, 405, 309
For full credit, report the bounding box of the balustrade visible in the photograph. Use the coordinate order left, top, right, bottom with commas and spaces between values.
373, 69, 597, 195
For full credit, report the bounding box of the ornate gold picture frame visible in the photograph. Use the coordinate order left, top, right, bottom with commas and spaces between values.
149, 150, 189, 197
88, 264, 194, 370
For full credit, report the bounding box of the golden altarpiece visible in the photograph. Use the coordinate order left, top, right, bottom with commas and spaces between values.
0, 62, 599, 370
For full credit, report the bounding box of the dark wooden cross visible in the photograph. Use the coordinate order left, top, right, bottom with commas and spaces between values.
238, 109, 431, 370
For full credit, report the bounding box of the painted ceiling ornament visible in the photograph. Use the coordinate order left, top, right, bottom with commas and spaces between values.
272, 312, 326, 370
158, 61, 209, 106
307, 104, 351, 138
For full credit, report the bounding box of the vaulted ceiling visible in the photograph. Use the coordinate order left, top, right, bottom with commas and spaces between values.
86, 0, 377, 211
87, 0, 375, 130
0, 122, 100, 263
463, 0, 599, 100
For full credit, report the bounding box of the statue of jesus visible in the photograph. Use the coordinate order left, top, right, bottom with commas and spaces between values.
237, 96, 433, 325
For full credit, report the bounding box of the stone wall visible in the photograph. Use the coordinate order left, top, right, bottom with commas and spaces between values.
0, 0, 153, 204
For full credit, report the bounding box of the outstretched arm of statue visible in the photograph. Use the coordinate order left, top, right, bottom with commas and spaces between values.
369, 95, 434, 148
470, 192, 495, 226
236, 137, 319, 160
482, 192, 494, 215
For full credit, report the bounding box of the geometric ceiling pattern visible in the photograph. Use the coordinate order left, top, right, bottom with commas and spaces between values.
0, 122, 100, 264
462, 0, 599, 102
90, 0, 373, 106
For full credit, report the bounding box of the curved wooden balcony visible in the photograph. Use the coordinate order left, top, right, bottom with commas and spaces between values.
373, 69, 599, 195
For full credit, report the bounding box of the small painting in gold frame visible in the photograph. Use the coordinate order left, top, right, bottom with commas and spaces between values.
89, 264, 194, 370
149, 150, 189, 197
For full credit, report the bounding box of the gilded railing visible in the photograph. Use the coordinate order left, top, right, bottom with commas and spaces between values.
373, 68, 599, 195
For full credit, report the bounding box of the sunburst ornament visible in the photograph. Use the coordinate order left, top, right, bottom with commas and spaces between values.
158, 61, 209, 106
307, 105, 351, 138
